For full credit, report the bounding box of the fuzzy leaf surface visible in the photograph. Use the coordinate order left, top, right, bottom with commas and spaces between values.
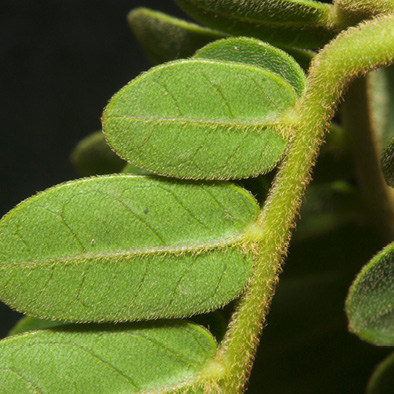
0, 175, 257, 322
127, 8, 226, 64
346, 242, 394, 345
367, 352, 394, 394
174, 0, 336, 48
194, 37, 306, 97
0, 321, 215, 394
103, 59, 295, 180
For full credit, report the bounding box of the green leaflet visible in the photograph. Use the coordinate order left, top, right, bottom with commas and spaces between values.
103, 59, 295, 180
0, 175, 258, 322
71, 131, 126, 176
194, 37, 306, 97
8, 316, 65, 336
367, 352, 394, 394
346, 242, 394, 345
380, 137, 394, 187
0, 321, 216, 394
127, 8, 226, 65
174, 0, 337, 48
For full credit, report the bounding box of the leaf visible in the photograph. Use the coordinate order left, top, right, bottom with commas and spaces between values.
174, 0, 337, 48
194, 37, 306, 97
0, 175, 258, 322
127, 8, 226, 64
8, 316, 65, 336
381, 137, 394, 187
370, 65, 394, 148
103, 59, 295, 180
122, 163, 153, 175
71, 131, 126, 176
313, 122, 353, 183
0, 321, 216, 394
294, 181, 362, 242
367, 352, 394, 394
280, 47, 315, 72
346, 242, 394, 345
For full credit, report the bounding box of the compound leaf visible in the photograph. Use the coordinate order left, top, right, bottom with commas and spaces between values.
103, 59, 295, 180
127, 8, 226, 64
174, 0, 337, 48
0, 175, 258, 322
0, 321, 216, 394
367, 352, 394, 394
346, 242, 394, 345
194, 37, 306, 97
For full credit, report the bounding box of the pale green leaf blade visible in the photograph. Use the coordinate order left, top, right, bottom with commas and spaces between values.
103, 59, 295, 180
367, 352, 394, 394
381, 137, 394, 187
127, 8, 226, 64
8, 316, 65, 336
0, 175, 257, 322
194, 37, 306, 97
174, 0, 337, 48
71, 131, 126, 176
346, 242, 394, 345
0, 321, 216, 394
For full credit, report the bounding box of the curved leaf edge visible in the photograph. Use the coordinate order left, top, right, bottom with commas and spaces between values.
102, 58, 294, 180
346, 241, 394, 345
367, 351, 394, 394
193, 36, 306, 98
1, 320, 221, 394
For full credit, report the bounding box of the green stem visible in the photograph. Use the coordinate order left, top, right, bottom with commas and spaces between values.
342, 76, 394, 244
215, 13, 394, 393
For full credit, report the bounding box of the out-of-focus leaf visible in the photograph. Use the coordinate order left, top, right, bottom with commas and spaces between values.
313, 122, 353, 183
127, 8, 226, 64
122, 163, 152, 175
370, 66, 394, 148
294, 181, 362, 241
194, 37, 305, 97
71, 131, 126, 176
103, 59, 295, 180
0, 321, 216, 394
280, 47, 315, 72
367, 352, 394, 394
0, 175, 257, 322
174, 0, 337, 48
381, 136, 394, 187
8, 316, 65, 336
346, 242, 394, 345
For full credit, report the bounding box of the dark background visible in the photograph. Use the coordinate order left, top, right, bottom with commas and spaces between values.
0, 0, 188, 337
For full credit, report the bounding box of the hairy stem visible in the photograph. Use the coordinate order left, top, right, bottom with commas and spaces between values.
215, 13, 394, 394
342, 76, 394, 244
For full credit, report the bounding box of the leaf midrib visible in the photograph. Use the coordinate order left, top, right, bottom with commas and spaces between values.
108, 114, 285, 128
0, 234, 247, 269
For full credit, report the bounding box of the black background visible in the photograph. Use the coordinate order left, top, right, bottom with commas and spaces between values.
0, 0, 188, 337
